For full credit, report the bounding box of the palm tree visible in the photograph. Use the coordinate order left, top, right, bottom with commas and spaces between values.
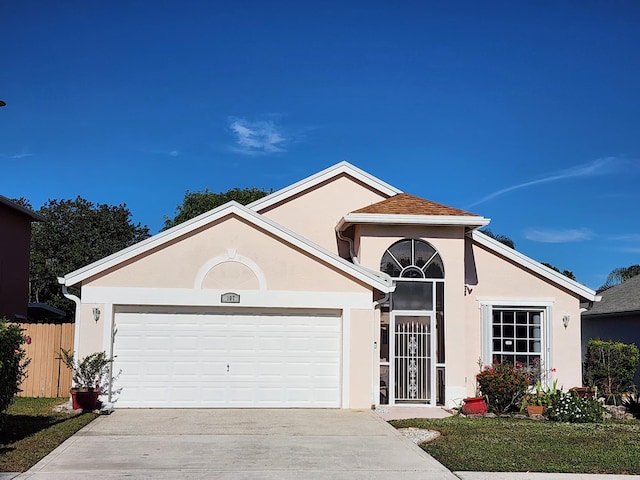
602, 264, 640, 289
479, 228, 515, 249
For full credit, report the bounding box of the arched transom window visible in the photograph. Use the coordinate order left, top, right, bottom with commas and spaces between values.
380, 239, 444, 279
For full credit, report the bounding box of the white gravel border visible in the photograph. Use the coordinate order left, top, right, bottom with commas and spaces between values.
398, 427, 440, 444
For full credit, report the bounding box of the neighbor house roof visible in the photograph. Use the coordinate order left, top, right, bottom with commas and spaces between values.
248, 161, 401, 212
337, 193, 490, 231
471, 230, 600, 302
60, 201, 394, 293
582, 274, 640, 317
0, 194, 45, 221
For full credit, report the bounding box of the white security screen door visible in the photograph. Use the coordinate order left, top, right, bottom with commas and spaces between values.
391, 314, 433, 404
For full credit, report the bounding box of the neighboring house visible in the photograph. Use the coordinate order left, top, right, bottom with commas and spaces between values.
0, 194, 44, 320
582, 274, 640, 385
59, 162, 599, 409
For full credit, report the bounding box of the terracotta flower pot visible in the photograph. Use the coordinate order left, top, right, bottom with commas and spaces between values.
71, 388, 101, 411
527, 405, 545, 416
462, 396, 489, 415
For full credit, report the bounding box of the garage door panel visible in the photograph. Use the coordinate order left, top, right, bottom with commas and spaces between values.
113, 311, 341, 408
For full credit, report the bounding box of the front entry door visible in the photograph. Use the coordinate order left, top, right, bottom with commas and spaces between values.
391, 314, 433, 404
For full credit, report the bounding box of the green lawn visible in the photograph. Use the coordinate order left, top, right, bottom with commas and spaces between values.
391, 416, 640, 475
0, 397, 98, 472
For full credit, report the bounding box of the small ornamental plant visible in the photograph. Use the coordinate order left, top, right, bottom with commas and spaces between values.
546, 391, 605, 423
59, 349, 112, 392
477, 361, 529, 413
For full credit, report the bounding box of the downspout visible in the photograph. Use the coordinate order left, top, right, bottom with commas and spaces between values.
58, 277, 81, 356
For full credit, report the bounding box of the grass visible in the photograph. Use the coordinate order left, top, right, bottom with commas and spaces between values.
0, 397, 98, 472
391, 416, 640, 474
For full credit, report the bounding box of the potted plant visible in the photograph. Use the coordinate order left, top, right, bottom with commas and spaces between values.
521, 379, 558, 416
60, 349, 112, 411
462, 359, 489, 415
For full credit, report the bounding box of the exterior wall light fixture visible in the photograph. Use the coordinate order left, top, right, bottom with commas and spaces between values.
93, 307, 101, 322
562, 315, 570, 328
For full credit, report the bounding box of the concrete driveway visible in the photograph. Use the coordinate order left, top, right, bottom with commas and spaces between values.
16, 409, 457, 479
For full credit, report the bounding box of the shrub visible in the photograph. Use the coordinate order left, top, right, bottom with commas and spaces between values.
546, 391, 605, 423
584, 339, 640, 404
477, 362, 529, 413
622, 392, 640, 419
0, 318, 30, 420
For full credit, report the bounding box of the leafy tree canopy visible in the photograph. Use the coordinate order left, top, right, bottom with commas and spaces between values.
162, 187, 272, 230
541, 262, 576, 281
479, 228, 515, 249
27, 197, 150, 318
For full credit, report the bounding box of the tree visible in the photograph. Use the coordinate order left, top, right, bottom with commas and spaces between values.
29, 197, 150, 318
541, 262, 576, 281
479, 228, 515, 249
601, 264, 640, 290
162, 187, 272, 230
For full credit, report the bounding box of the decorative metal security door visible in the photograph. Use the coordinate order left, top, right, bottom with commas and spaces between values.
392, 315, 432, 404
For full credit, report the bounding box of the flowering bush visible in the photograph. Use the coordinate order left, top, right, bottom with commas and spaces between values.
0, 318, 30, 421
477, 362, 529, 413
546, 391, 605, 423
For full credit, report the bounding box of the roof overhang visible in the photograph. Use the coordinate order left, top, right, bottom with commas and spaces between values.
60, 201, 394, 294
337, 213, 491, 231
471, 230, 600, 302
0, 194, 45, 221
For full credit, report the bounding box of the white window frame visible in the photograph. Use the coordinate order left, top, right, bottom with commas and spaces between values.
479, 299, 553, 385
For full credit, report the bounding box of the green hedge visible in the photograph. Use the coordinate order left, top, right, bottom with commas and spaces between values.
584, 339, 639, 403
0, 318, 30, 421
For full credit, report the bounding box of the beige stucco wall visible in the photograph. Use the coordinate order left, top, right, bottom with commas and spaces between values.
355, 225, 584, 406
86, 215, 370, 294
258, 174, 388, 254
349, 308, 376, 408
462, 239, 584, 397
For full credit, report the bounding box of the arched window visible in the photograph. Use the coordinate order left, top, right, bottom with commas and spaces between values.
380, 239, 444, 279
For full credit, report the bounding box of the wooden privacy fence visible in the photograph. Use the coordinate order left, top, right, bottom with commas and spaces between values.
16, 321, 74, 397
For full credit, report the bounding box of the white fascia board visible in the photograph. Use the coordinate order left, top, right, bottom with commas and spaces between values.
247, 161, 402, 212
470, 230, 599, 302
81, 286, 376, 310
338, 213, 491, 230
63, 201, 393, 293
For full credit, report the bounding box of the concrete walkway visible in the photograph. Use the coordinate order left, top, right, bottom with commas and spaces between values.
15, 409, 457, 479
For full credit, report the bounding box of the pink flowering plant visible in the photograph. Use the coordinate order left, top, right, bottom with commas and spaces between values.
477, 361, 529, 413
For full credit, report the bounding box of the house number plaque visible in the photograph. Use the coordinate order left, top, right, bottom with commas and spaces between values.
221, 292, 240, 303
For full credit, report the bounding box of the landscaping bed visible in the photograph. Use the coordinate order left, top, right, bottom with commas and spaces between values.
0, 397, 98, 472
390, 416, 640, 475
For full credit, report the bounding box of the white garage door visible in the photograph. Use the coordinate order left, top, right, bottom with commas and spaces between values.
112, 310, 341, 408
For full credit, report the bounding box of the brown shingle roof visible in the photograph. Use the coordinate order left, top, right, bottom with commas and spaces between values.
352, 193, 479, 217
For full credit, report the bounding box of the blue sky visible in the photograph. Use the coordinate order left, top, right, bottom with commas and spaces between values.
1, 1, 638, 290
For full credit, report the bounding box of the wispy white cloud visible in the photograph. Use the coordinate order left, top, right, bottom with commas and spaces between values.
0, 152, 33, 159
609, 233, 640, 242
524, 227, 594, 243
168, 150, 180, 157
467, 157, 624, 208
608, 233, 640, 253
228, 118, 286, 156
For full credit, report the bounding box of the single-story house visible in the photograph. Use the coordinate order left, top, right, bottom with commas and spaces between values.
582, 274, 640, 385
59, 162, 599, 409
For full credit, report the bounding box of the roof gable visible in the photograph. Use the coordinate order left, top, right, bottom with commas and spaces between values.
61, 201, 393, 292
471, 230, 599, 302
248, 161, 401, 212
583, 274, 640, 316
